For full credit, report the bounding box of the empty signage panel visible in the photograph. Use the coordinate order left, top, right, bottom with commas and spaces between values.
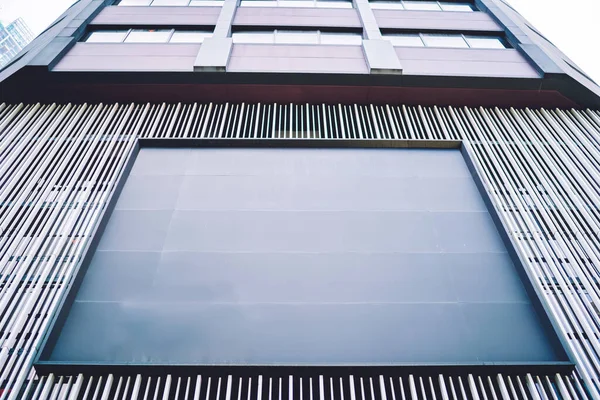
46, 147, 565, 365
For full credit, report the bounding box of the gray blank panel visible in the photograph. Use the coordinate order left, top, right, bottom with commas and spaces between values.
50, 148, 563, 365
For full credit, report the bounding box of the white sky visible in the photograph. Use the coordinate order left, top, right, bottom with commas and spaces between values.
0, 0, 599, 82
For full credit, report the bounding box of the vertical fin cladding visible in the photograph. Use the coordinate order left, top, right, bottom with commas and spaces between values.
1, 103, 600, 398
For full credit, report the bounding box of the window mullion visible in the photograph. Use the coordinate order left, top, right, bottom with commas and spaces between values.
123, 29, 133, 42
167, 29, 176, 42
462, 34, 470, 48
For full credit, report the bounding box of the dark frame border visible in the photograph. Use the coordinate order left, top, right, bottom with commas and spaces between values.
34, 138, 574, 377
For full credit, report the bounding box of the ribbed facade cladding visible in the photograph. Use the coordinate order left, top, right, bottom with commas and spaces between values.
1, 102, 600, 399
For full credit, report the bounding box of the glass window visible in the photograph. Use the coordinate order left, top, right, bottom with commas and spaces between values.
403, 1, 441, 10
276, 30, 319, 44
465, 36, 506, 49
232, 32, 275, 44
189, 0, 224, 4
124, 29, 172, 43
151, 0, 189, 4
279, 0, 315, 6
240, 0, 277, 5
86, 31, 129, 43
240, 0, 351, 7
320, 32, 362, 45
440, 2, 473, 11
118, 0, 152, 5
370, 1, 404, 9
316, 1, 352, 7
422, 34, 468, 48
170, 31, 212, 43
385, 34, 424, 47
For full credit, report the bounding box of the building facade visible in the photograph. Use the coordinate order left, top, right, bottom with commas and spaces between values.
0, 18, 34, 68
1, 0, 600, 399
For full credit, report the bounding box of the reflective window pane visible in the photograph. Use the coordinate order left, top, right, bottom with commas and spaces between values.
440, 2, 473, 11
118, 0, 152, 5
125, 29, 172, 43
403, 1, 441, 10
370, 1, 404, 9
320, 32, 363, 45
86, 31, 129, 43
232, 32, 275, 43
465, 36, 506, 49
385, 34, 425, 47
316, 1, 352, 7
276, 31, 319, 44
422, 34, 468, 48
170, 31, 212, 43
240, 0, 277, 5
190, 0, 224, 4
151, 0, 189, 4
279, 0, 315, 6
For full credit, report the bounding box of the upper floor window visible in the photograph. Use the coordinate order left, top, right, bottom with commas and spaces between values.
116, 0, 224, 6
85, 29, 213, 43
240, 0, 353, 8
384, 33, 506, 49
232, 30, 363, 45
370, 1, 473, 11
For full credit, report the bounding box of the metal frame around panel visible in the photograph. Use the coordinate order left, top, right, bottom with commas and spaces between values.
0, 103, 600, 400
33, 138, 571, 377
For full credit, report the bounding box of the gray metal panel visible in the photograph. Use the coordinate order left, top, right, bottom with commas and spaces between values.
233, 7, 362, 28
352, 0, 381, 39
52, 43, 200, 71
90, 5, 221, 26
194, 37, 233, 72
48, 147, 562, 366
228, 44, 368, 73
362, 39, 403, 74
375, 10, 503, 31
396, 47, 539, 77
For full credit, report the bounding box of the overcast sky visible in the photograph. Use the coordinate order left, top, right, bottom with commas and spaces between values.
0, 0, 599, 82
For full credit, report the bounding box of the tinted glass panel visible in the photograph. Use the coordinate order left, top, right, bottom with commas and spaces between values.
276, 31, 319, 44
403, 1, 441, 10
239, 0, 277, 5
440, 2, 473, 11
386, 34, 424, 47
320, 32, 362, 45
279, 0, 315, 6
466, 36, 506, 49
125, 29, 172, 43
422, 34, 469, 48
232, 32, 275, 43
48, 148, 565, 366
151, 0, 189, 4
118, 0, 152, 5
86, 31, 129, 43
315, 1, 352, 7
170, 31, 212, 43
189, 0, 224, 4
371, 1, 404, 9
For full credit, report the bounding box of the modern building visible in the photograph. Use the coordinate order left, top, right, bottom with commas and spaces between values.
1, 0, 600, 399
0, 18, 34, 68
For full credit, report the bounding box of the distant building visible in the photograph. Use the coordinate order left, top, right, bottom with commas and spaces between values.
0, 18, 34, 68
